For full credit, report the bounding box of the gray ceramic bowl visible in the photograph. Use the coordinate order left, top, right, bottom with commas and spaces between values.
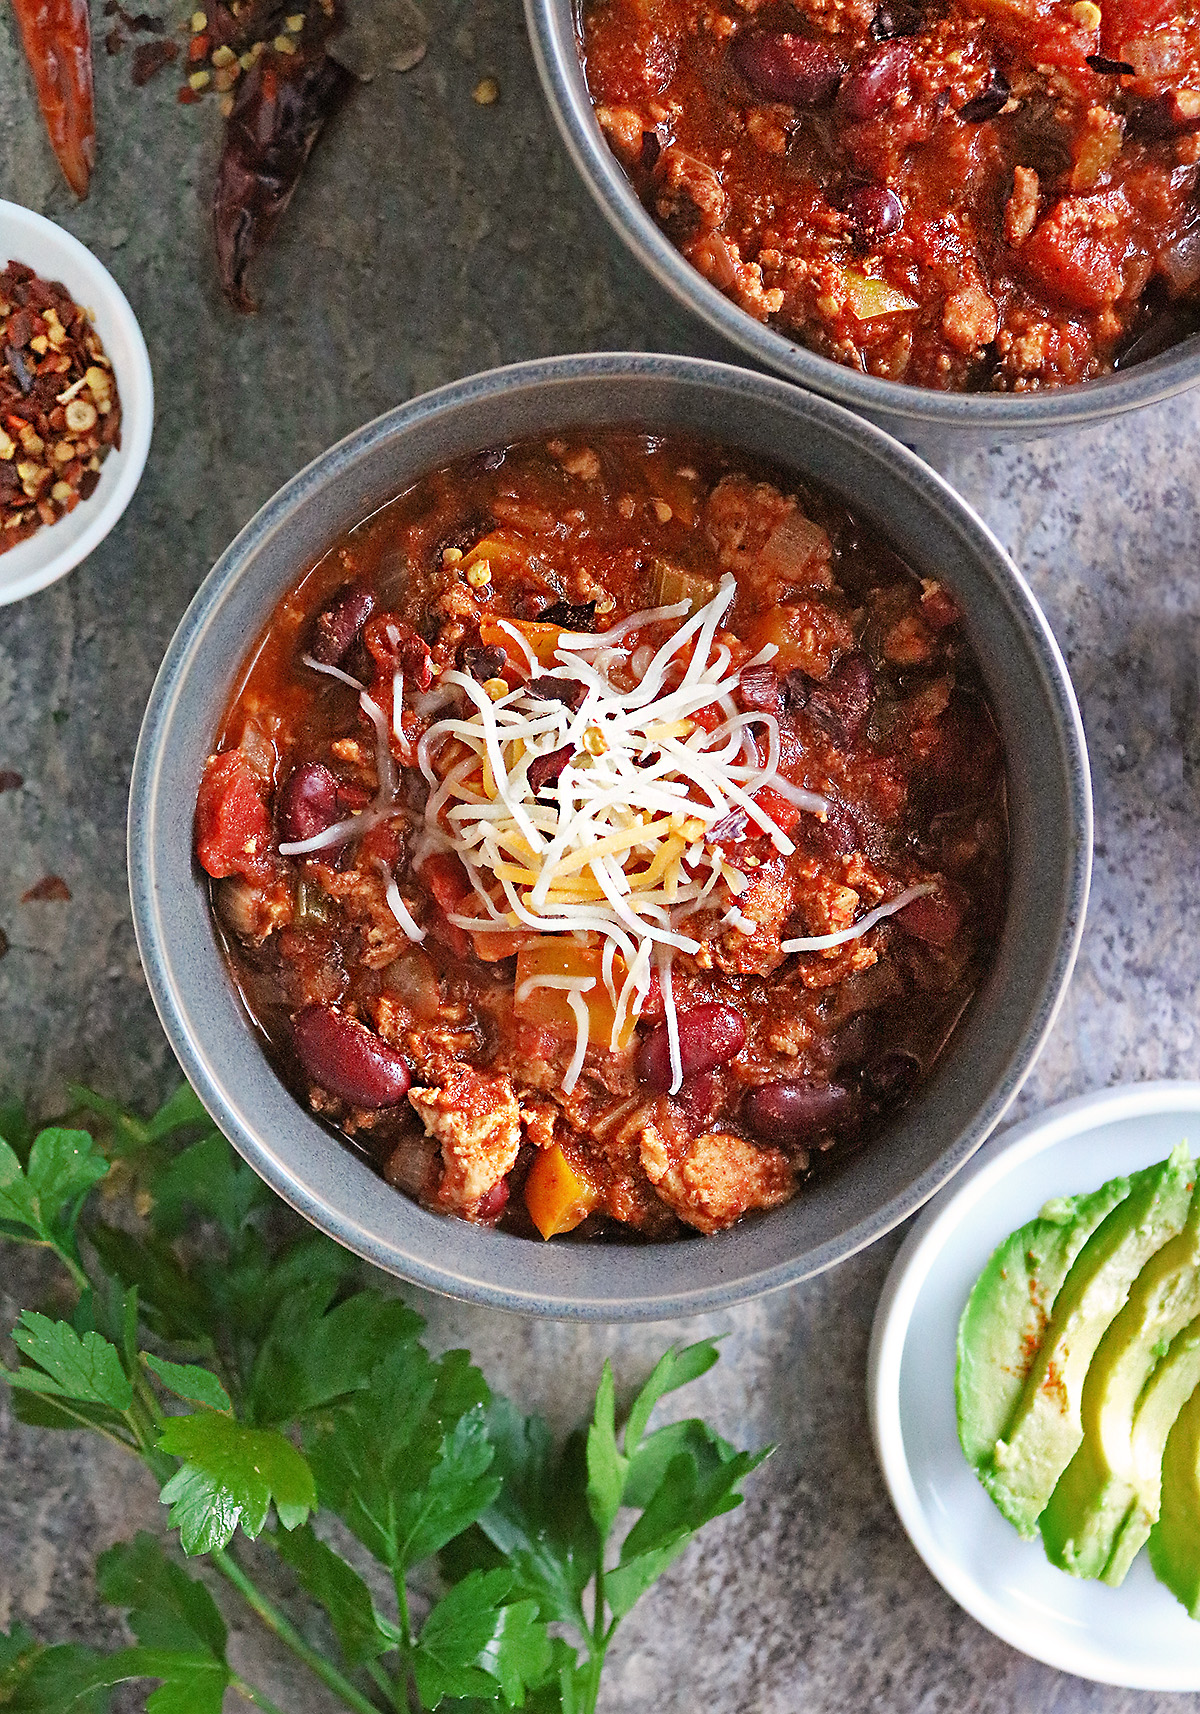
524, 0, 1200, 450
129, 353, 1091, 1320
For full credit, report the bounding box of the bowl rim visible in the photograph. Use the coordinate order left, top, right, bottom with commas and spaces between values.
0, 199, 154, 605
522, 0, 1200, 435
128, 350, 1092, 1319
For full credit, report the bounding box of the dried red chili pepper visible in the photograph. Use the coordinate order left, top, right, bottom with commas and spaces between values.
10, 0, 96, 199
213, 45, 354, 311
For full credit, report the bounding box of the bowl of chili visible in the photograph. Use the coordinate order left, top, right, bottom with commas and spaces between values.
525, 0, 1200, 448
0, 200, 153, 604
129, 352, 1090, 1318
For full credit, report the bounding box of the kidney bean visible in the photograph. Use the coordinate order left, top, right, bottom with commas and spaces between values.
278, 762, 341, 844
845, 184, 904, 242
462, 644, 508, 680
781, 667, 811, 714
476, 1178, 510, 1222
736, 664, 781, 713
806, 654, 875, 747
730, 30, 844, 106
870, 1, 920, 38
896, 887, 965, 946
527, 675, 589, 711
808, 801, 862, 857
837, 41, 912, 122
637, 1001, 746, 1091
744, 1079, 850, 1141
958, 71, 1010, 123
527, 743, 575, 795
310, 585, 375, 666
293, 1004, 412, 1107
674, 1069, 724, 1129
864, 1050, 921, 1100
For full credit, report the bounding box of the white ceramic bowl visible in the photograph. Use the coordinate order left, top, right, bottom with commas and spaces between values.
0, 200, 153, 605
869, 1080, 1200, 1689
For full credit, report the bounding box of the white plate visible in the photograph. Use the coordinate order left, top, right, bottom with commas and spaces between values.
869, 1081, 1200, 1690
0, 200, 153, 604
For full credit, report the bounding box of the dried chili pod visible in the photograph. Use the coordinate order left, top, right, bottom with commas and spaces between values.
213, 45, 355, 312
11, 0, 96, 198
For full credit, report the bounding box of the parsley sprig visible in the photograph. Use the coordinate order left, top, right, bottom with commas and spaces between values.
0, 1086, 768, 1713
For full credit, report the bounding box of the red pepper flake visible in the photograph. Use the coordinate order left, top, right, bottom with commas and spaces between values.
0, 262, 122, 555
0, 927, 8, 959
177, 83, 202, 101
187, 31, 210, 59
106, 24, 126, 51
0, 770, 23, 792
21, 874, 71, 902
132, 36, 178, 82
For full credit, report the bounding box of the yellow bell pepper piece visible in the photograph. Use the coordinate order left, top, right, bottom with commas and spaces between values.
841, 269, 918, 321
525, 1143, 601, 1239
515, 941, 637, 1052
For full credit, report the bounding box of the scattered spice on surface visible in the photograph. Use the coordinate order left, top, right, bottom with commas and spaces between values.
132, 36, 178, 80
0, 771, 23, 793
0, 261, 122, 554
472, 75, 498, 104
0, 928, 8, 959
21, 875, 71, 902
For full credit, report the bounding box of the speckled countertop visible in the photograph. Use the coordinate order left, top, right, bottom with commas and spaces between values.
1, 0, 1199, 1707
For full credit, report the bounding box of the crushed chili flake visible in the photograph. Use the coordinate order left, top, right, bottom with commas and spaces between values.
0, 770, 23, 792
21, 875, 71, 902
132, 35, 178, 80
0, 261, 122, 554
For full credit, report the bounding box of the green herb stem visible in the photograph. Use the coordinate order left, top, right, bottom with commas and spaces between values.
230, 1671, 290, 1714
212, 1548, 383, 1714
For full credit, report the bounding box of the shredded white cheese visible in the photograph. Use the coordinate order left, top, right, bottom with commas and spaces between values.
780, 882, 936, 954
417, 576, 830, 1092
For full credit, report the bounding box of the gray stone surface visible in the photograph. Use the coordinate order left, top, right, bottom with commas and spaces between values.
1, 0, 1199, 1708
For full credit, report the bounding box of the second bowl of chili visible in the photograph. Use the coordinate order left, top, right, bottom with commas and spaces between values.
525, 0, 1200, 447
129, 352, 1090, 1318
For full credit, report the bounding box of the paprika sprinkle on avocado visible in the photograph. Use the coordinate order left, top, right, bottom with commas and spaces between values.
194, 429, 1008, 1241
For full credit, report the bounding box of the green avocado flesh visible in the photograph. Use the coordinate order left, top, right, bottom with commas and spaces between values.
956, 1173, 1135, 1470
1040, 1173, 1200, 1581
1150, 1376, 1200, 1617
965, 1145, 1195, 1538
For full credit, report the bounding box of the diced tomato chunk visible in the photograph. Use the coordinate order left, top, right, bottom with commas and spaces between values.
195, 751, 273, 880
752, 784, 803, 834
420, 851, 472, 913
1020, 195, 1130, 313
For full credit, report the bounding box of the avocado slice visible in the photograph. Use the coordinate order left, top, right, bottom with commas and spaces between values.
1103, 1314, 1200, 1585
1149, 1373, 1200, 1617
1041, 1169, 1200, 1580
981, 1144, 1194, 1537
957, 1170, 1135, 1469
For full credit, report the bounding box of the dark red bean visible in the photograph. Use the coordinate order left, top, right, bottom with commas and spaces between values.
737, 664, 781, 713
476, 1178, 510, 1222
675, 1069, 724, 1129
782, 668, 811, 714
896, 888, 965, 947
837, 41, 912, 121
527, 675, 589, 711
462, 644, 508, 680
845, 184, 904, 242
870, 2, 920, 39
293, 1005, 412, 1108
744, 1079, 850, 1140
730, 30, 844, 106
958, 71, 1010, 122
806, 654, 875, 747
310, 586, 375, 667
637, 1001, 746, 1091
864, 1050, 921, 1100
278, 763, 341, 844
527, 743, 575, 795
